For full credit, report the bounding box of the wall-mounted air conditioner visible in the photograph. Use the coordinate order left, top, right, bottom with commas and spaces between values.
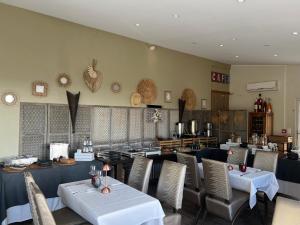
246, 80, 278, 92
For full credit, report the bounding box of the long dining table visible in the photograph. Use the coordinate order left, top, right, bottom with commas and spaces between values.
198, 163, 279, 208
57, 177, 165, 225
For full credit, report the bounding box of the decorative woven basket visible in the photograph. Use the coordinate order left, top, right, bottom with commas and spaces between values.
137, 79, 157, 104
181, 88, 196, 111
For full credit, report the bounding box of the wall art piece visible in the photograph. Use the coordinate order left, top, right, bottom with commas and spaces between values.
137, 79, 157, 104
66, 91, 80, 133
1, 92, 18, 106
130, 92, 142, 107
111, 82, 121, 93
32, 81, 48, 97
201, 99, 207, 110
164, 90, 172, 103
181, 88, 196, 111
83, 59, 103, 93
211, 71, 230, 84
57, 73, 71, 88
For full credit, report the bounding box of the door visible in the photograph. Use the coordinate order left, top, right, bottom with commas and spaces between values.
211, 90, 230, 111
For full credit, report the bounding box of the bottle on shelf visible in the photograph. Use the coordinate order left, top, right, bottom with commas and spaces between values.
257, 93, 263, 112
263, 97, 268, 113
254, 98, 258, 112
266, 98, 272, 113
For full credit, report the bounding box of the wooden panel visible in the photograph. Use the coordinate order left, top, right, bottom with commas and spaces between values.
211, 91, 230, 111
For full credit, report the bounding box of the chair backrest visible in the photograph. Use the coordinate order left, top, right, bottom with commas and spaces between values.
272, 197, 300, 225
24, 172, 56, 225
177, 153, 202, 190
227, 147, 248, 165
202, 158, 232, 201
156, 160, 186, 210
24, 172, 40, 225
31, 182, 56, 225
128, 156, 153, 193
253, 151, 278, 173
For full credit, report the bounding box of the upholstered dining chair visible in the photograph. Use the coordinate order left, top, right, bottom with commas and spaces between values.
272, 196, 300, 225
156, 160, 187, 225
128, 156, 153, 193
201, 158, 249, 225
253, 151, 279, 216
227, 147, 249, 165
24, 172, 91, 225
177, 153, 206, 223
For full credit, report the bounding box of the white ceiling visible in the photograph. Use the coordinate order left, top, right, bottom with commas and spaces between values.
2, 0, 300, 65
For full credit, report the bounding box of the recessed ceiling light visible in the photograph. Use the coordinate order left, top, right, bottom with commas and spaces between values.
218, 44, 224, 47
237, 0, 246, 3
292, 31, 299, 36
274, 54, 278, 57
149, 45, 156, 51
235, 55, 239, 58
135, 23, 140, 27
173, 13, 180, 19
232, 37, 237, 41
264, 44, 272, 47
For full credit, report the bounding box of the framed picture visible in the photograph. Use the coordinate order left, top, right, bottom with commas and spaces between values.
32, 81, 48, 97
201, 99, 207, 110
164, 90, 172, 103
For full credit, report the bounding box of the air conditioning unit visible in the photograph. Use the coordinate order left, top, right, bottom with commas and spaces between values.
246, 81, 278, 92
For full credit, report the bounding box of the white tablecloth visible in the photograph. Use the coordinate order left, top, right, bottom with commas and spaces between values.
57, 177, 165, 225
198, 163, 279, 208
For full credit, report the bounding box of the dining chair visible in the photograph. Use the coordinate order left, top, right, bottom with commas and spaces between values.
272, 196, 300, 225
156, 160, 187, 225
128, 156, 153, 193
227, 147, 249, 165
253, 151, 279, 216
24, 172, 91, 225
201, 158, 249, 225
176, 153, 206, 223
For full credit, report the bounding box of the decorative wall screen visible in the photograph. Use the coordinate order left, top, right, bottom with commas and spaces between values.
20, 103, 226, 158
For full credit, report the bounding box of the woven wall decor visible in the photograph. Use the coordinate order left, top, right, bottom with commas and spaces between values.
57, 73, 71, 88
137, 79, 157, 104
83, 59, 103, 93
130, 92, 142, 107
181, 88, 196, 111
111, 82, 121, 93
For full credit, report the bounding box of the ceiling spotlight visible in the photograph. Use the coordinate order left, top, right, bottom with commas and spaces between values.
135, 23, 140, 27
149, 45, 156, 51
274, 54, 278, 57
237, 0, 246, 3
173, 13, 180, 19
235, 55, 239, 58
292, 31, 299, 36
219, 44, 224, 47
232, 37, 237, 41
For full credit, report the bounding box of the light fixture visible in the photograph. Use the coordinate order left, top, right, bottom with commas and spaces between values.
264, 44, 272, 47
135, 23, 140, 27
101, 164, 111, 194
172, 13, 180, 19
237, 0, 246, 3
235, 55, 239, 58
149, 45, 156, 51
232, 37, 237, 41
274, 54, 278, 57
218, 44, 224, 47
292, 31, 299, 36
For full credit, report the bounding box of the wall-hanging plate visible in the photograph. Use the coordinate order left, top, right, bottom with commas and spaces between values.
130, 92, 142, 107
111, 82, 121, 93
181, 88, 196, 111
137, 79, 157, 104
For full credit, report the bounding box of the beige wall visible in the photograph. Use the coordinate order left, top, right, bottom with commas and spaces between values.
230, 65, 300, 142
0, 4, 230, 157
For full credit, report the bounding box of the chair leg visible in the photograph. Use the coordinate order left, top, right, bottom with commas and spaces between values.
200, 209, 207, 225
193, 207, 202, 225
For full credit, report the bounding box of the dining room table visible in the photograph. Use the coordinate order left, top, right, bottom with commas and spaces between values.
57, 176, 165, 225
198, 163, 279, 209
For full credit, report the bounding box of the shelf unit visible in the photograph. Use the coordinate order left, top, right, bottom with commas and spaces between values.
248, 112, 273, 137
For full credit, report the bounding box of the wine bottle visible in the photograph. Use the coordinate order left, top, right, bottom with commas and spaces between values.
254, 98, 258, 112
257, 93, 263, 112
267, 98, 272, 113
